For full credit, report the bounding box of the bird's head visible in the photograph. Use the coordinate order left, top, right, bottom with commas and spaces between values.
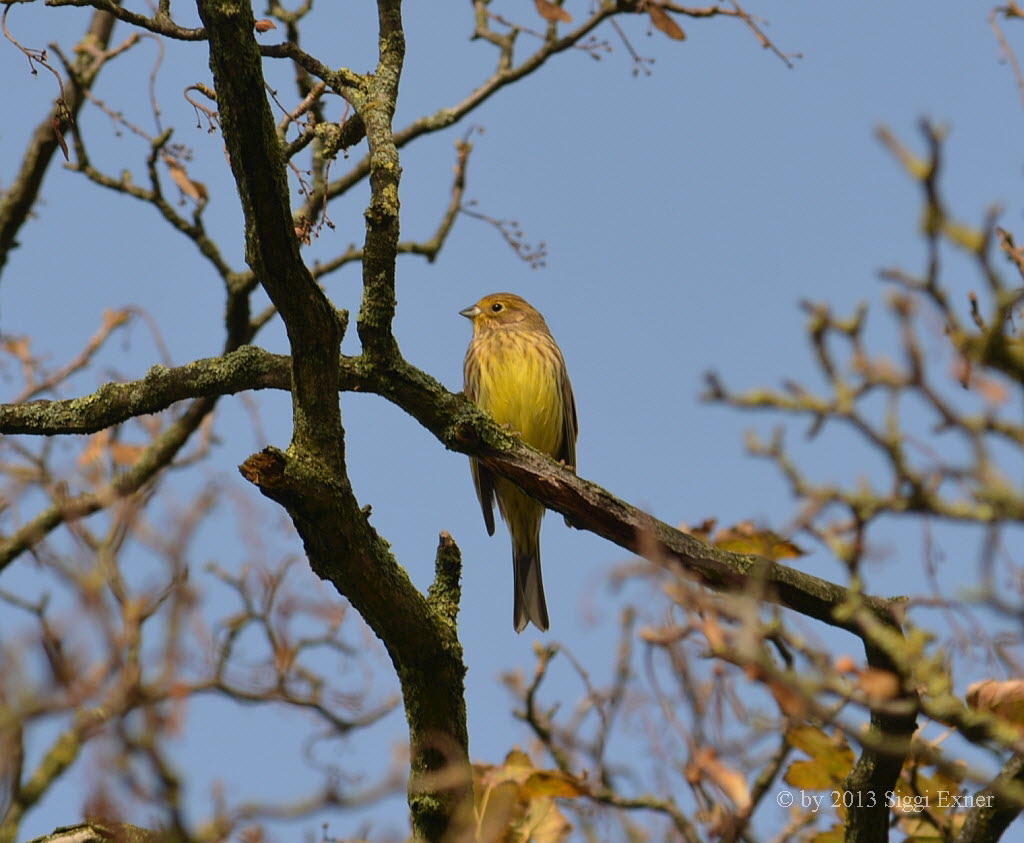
460, 293, 546, 333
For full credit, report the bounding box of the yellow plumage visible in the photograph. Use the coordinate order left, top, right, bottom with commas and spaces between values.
461, 293, 577, 632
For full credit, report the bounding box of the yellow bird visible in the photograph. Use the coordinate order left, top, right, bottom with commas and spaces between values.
461, 293, 578, 632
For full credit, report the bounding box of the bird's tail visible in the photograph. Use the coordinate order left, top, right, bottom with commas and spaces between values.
513, 547, 549, 633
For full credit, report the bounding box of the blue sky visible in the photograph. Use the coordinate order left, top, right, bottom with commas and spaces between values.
4, 2, 1024, 838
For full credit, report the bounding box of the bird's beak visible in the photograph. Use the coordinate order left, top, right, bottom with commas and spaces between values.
459, 305, 481, 320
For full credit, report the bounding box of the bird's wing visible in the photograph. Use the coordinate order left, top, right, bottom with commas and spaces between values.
464, 345, 497, 535
557, 364, 578, 530
557, 364, 578, 472
471, 458, 496, 536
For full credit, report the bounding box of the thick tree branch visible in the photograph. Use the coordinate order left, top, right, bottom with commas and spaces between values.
1, 6, 931, 838
0, 349, 906, 632
955, 754, 1024, 842
196, 0, 342, 468
22, 822, 167, 843
0, 346, 287, 435
0, 336, 916, 836
353, 0, 405, 361
193, 5, 469, 839
237, 447, 472, 841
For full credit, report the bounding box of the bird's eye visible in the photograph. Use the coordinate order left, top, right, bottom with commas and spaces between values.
491, 302, 504, 313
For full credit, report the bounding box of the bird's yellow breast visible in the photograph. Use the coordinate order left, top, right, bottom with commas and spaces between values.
472, 334, 564, 458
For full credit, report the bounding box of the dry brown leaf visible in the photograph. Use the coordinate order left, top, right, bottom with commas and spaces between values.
647, 3, 685, 40
686, 747, 750, 812
102, 307, 132, 330
967, 679, 1024, 727
851, 353, 902, 384
108, 442, 147, 467
79, 430, 147, 470
768, 680, 810, 719
164, 681, 191, 735
857, 668, 901, 701
977, 376, 1010, 404
3, 336, 32, 363
535, 0, 572, 24
477, 749, 536, 791
476, 779, 518, 843
638, 624, 686, 645
700, 614, 726, 652
746, 664, 810, 718
952, 355, 972, 389
473, 751, 578, 843
950, 350, 1010, 403
524, 797, 573, 843
835, 654, 858, 674
164, 156, 209, 205
52, 116, 70, 161
524, 769, 588, 800
783, 725, 855, 788
79, 429, 112, 467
